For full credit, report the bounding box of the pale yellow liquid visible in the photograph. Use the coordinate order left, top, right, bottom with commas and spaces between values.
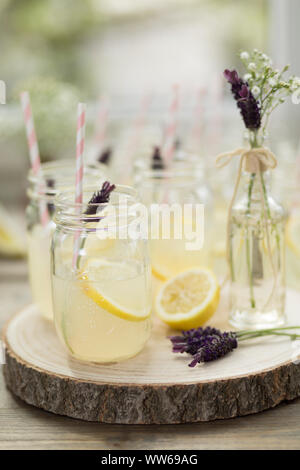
27, 224, 54, 320
52, 261, 151, 363
151, 238, 212, 279
150, 215, 213, 280
212, 202, 228, 280
285, 209, 300, 291
286, 246, 300, 290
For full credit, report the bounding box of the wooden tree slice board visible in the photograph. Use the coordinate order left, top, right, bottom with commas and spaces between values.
3, 289, 300, 424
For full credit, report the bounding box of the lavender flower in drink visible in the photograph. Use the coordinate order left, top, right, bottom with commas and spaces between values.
84, 181, 115, 221
151, 146, 165, 170
75, 181, 116, 268
98, 147, 112, 165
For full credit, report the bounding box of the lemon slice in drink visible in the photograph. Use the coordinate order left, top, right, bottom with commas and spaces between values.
286, 214, 300, 257
81, 259, 151, 322
152, 264, 168, 281
155, 268, 220, 329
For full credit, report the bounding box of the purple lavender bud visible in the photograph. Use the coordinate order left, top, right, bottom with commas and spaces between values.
224, 69, 261, 130
188, 332, 237, 367
224, 69, 240, 85
169, 326, 238, 367
84, 181, 116, 220
98, 147, 112, 165
239, 84, 249, 99
151, 146, 165, 170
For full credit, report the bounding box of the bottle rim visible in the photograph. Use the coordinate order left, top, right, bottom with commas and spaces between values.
53, 184, 140, 231
27, 159, 107, 200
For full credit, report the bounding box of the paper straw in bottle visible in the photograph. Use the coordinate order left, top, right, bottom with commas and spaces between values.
162, 84, 179, 166
72, 102, 86, 269
20, 91, 49, 227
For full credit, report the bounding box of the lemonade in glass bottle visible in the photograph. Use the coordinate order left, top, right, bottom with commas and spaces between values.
26, 159, 107, 320
51, 184, 152, 363
134, 160, 213, 282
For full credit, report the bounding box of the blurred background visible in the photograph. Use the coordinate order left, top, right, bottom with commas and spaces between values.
0, 0, 299, 286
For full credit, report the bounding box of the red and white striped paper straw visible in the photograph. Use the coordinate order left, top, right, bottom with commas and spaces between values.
72, 102, 86, 269
20, 91, 49, 227
162, 84, 179, 166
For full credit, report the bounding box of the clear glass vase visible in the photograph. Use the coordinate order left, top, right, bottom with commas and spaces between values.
229, 133, 287, 330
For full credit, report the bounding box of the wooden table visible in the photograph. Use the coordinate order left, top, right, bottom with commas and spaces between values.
1, 259, 300, 450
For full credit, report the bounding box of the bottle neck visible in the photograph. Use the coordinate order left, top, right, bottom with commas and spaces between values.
54, 185, 139, 233
244, 129, 268, 149
27, 160, 106, 202
241, 170, 271, 197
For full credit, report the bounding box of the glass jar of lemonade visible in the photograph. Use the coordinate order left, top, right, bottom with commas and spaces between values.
134, 164, 213, 282
26, 160, 107, 320
51, 185, 152, 363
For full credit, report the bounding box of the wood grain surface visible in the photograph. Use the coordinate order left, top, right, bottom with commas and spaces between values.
1, 259, 300, 448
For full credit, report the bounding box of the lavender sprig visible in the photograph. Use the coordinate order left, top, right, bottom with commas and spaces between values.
170, 326, 300, 367
224, 69, 261, 130
225, 50, 300, 133
84, 181, 115, 218
98, 147, 112, 165
151, 146, 165, 170
75, 181, 115, 269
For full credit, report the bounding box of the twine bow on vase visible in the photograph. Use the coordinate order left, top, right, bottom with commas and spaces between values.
215, 146, 278, 309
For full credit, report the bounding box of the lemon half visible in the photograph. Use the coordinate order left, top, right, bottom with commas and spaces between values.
155, 268, 220, 329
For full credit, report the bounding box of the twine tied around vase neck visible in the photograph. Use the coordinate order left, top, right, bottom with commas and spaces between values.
215, 146, 277, 173
215, 146, 278, 309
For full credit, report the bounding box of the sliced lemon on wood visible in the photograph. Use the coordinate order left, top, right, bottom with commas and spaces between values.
155, 268, 220, 329
286, 214, 300, 257
80, 259, 151, 322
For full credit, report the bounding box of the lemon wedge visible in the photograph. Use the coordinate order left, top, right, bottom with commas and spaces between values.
286, 214, 300, 257
0, 204, 26, 257
80, 259, 151, 322
155, 268, 220, 329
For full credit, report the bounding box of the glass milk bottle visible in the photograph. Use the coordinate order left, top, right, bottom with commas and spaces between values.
228, 134, 287, 329
51, 185, 152, 363
26, 159, 107, 320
